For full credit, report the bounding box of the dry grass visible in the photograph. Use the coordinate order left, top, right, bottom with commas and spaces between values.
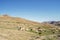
0, 15, 60, 40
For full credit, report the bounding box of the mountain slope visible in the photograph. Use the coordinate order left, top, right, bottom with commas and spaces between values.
0, 15, 60, 40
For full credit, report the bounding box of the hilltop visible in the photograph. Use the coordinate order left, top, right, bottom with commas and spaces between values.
0, 15, 60, 40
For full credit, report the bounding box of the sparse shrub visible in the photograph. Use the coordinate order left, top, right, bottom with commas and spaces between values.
17, 26, 21, 30
35, 36, 40, 39
58, 30, 60, 34
57, 34, 60, 37
37, 29, 42, 35
16, 22, 20, 24
29, 28, 33, 32
28, 27, 33, 32
42, 39, 46, 40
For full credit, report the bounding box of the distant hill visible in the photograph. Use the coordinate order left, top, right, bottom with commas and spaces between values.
0, 15, 60, 40
43, 21, 60, 27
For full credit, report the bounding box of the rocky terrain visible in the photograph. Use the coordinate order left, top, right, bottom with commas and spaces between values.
0, 15, 60, 40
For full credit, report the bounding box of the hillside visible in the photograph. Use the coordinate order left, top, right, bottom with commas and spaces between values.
0, 15, 60, 40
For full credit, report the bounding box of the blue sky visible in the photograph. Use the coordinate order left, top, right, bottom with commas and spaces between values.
0, 0, 60, 22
